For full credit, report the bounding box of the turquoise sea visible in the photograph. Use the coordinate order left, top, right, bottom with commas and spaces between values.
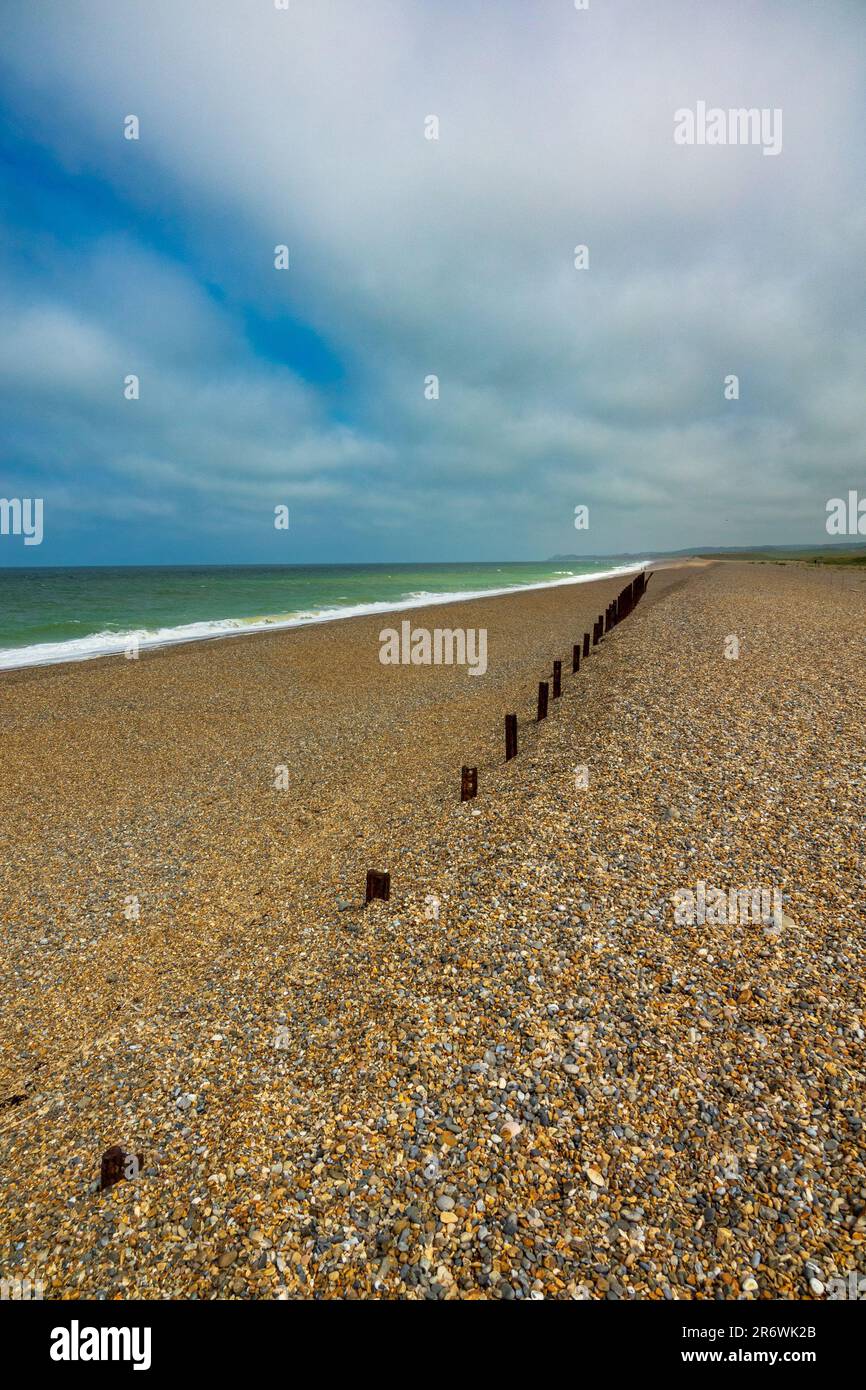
0, 560, 650, 670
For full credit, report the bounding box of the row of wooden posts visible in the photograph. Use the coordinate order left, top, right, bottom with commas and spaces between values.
97, 575, 653, 1193
364, 570, 652, 904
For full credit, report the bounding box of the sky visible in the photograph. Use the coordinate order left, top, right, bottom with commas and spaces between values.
1, 0, 865, 566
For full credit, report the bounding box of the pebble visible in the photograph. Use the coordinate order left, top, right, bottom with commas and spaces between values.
1, 562, 864, 1302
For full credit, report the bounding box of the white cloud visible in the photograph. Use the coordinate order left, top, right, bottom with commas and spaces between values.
2, 0, 865, 556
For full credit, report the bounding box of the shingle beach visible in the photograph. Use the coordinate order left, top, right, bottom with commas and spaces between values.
1, 559, 864, 1299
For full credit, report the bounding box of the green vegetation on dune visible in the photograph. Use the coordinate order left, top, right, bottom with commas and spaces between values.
698, 547, 866, 567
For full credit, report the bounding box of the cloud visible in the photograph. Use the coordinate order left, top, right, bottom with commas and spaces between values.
1, 0, 865, 561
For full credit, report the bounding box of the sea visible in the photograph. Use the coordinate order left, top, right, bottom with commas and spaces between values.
0, 559, 650, 671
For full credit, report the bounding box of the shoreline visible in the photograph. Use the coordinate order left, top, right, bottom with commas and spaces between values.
0, 558, 657, 675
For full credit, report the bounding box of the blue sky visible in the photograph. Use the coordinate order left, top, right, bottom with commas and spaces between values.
2, 0, 865, 566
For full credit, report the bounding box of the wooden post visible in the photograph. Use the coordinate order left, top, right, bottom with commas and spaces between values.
460, 766, 477, 801
552, 660, 562, 697
592, 621, 600, 646
100, 1145, 126, 1191
505, 713, 517, 761
365, 869, 390, 904
583, 632, 590, 658
537, 680, 549, 721
100, 1145, 143, 1192
572, 643, 580, 673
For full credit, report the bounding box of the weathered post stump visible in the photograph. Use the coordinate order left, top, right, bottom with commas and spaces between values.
460, 766, 478, 801
100, 1145, 143, 1192
365, 869, 390, 904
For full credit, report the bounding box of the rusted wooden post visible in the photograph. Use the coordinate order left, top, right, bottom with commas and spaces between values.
552, 660, 562, 697
572, 643, 580, 673
365, 869, 390, 904
583, 632, 590, 658
505, 713, 517, 761
537, 680, 549, 720
460, 766, 477, 801
100, 1145, 143, 1192
100, 1146, 126, 1191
